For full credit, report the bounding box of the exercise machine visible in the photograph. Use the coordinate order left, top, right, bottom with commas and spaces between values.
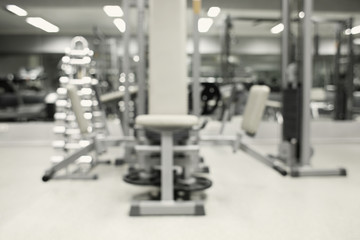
123, 0, 211, 216
252, 0, 347, 177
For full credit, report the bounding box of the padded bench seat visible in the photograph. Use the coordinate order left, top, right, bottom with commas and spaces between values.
136, 115, 199, 130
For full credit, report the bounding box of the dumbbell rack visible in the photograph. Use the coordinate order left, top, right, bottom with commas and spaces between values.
51, 37, 108, 180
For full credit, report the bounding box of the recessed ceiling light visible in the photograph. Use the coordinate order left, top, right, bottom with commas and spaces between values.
271, 23, 284, 34
26, 17, 59, 33
198, 18, 213, 33
207, 7, 221, 18
6, 4, 27, 16
113, 18, 126, 33
103, 5, 124, 17
298, 11, 305, 19
133, 55, 140, 62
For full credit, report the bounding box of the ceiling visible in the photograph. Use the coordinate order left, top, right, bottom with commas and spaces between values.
0, 0, 360, 37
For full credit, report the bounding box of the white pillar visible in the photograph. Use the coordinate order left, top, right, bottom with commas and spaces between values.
149, 0, 188, 115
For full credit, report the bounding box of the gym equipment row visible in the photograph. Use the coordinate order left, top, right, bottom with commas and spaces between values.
43, 0, 348, 217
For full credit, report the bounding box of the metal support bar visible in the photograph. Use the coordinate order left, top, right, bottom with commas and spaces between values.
334, 23, 343, 120
161, 131, 173, 201
290, 167, 347, 177
300, 0, 313, 166
346, 17, 354, 120
130, 200, 204, 216
42, 141, 95, 181
239, 142, 288, 176
137, 0, 146, 115
281, 0, 290, 89
102, 136, 136, 147
122, 0, 131, 136
192, 0, 201, 117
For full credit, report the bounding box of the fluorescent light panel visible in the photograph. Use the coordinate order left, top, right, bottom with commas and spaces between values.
6, 4, 27, 16
351, 25, 360, 35
198, 18, 213, 33
345, 25, 360, 35
26, 17, 59, 33
207, 7, 221, 18
103, 5, 123, 17
113, 18, 126, 32
271, 23, 284, 34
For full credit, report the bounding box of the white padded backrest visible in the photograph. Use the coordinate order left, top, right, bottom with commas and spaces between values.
67, 84, 89, 134
311, 88, 326, 101
241, 85, 270, 135
148, 0, 187, 115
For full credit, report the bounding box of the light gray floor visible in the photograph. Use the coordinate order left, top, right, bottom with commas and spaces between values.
0, 124, 360, 239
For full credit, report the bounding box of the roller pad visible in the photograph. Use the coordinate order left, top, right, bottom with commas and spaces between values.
67, 84, 89, 134
241, 85, 270, 135
136, 115, 199, 130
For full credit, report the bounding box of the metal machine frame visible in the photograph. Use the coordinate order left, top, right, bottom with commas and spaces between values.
250, 0, 347, 177
130, 129, 205, 216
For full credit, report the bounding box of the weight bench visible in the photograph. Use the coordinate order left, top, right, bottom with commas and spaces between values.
200, 85, 288, 175
125, 0, 209, 216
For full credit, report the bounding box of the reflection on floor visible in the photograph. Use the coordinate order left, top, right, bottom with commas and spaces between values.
0, 121, 359, 240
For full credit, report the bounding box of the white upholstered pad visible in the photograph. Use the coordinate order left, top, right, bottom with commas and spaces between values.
241, 85, 270, 135
100, 87, 138, 103
136, 115, 199, 130
100, 91, 124, 103
66, 84, 89, 134
148, 0, 187, 115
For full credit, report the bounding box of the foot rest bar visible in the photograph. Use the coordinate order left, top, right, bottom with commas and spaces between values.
130, 201, 205, 216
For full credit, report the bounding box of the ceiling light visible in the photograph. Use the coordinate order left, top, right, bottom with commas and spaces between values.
26, 17, 59, 33
6, 5, 27, 16
113, 18, 126, 33
103, 5, 123, 17
271, 23, 284, 34
198, 18, 213, 33
207, 7, 221, 18
133, 55, 140, 62
351, 25, 360, 35
344, 25, 360, 35
298, 11, 305, 19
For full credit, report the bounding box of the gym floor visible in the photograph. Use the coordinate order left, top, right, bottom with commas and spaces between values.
0, 121, 359, 240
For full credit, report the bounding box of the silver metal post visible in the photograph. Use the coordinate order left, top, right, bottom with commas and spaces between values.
161, 131, 174, 202
346, 17, 354, 120
281, 0, 290, 89
122, 0, 130, 136
334, 23, 342, 120
109, 38, 120, 90
192, 0, 201, 117
137, 0, 146, 115
300, 0, 312, 166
